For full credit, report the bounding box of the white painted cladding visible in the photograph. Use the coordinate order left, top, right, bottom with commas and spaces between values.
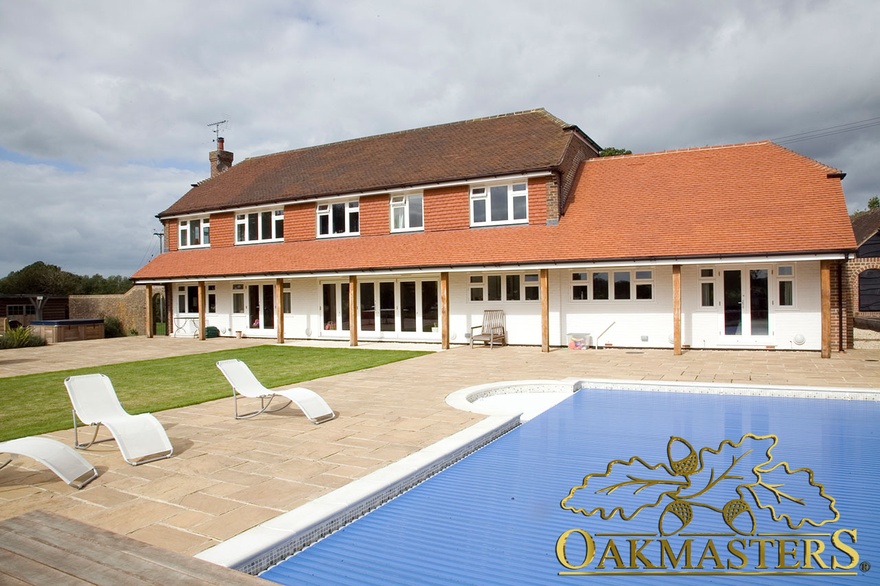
171, 260, 824, 351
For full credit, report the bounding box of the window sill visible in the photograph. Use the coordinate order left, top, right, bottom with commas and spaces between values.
469, 220, 529, 228
234, 239, 285, 245
316, 233, 361, 239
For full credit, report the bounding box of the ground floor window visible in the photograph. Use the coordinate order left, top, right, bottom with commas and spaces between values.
777, 265, 794, 307
471, 272, 539, 302
232, 284, 244, 313
571, 270, 652, 301
699, 268, 715, 308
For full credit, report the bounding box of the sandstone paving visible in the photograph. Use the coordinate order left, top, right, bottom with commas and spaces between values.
1, 335, 879, 558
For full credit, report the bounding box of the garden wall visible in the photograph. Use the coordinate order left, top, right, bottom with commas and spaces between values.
70, 286, 147, 335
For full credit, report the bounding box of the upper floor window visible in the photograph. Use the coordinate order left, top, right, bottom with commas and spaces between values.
236, 209, 283, 244
179, 217, 210, 248
391, 193, 423, 232
318, 200, 359, 237
470, 181, 528, 226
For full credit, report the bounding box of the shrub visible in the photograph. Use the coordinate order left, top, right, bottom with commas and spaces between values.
0, 326, 47, 349
104, 316, 127, 338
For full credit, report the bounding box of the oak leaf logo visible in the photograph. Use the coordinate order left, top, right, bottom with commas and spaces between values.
560, 434, 839, 535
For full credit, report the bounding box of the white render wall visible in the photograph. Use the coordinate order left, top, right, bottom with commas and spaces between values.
171, 260, 824, 351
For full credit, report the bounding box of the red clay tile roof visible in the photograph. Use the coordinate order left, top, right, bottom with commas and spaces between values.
560, 141, 856, 259
160, 109, 596, 217
133, 141, 855, 281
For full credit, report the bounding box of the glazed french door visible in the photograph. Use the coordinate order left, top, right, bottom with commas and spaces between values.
248, 284, 274, 329
357, 279, 439, 336
722, 269, 768, 337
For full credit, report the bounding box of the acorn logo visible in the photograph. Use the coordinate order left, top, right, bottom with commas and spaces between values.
555, 434, 859, 576
560, 433, 839, 536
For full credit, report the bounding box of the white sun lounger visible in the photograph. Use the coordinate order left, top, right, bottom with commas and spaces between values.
216, 359, 337, 424
63, 374, 174, 466
0, 436, 98, 489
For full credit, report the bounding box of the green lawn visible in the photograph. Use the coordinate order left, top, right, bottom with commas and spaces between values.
0, 345, 430, 442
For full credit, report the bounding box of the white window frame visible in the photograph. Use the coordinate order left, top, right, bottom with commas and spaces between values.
470, 181, 529, 227
571, 272, 589, 301
317, 199, 360, 237
634, 270, 654, 301
468, 272, 540, 302
232, 284, 245, 314
179, 216, 210, 249
235, 208, 284, 244
282, 282, 292, 314
570, 270, 653, 301
776, 265, 796, 309
698, 267, 716, 309
390, 193, 424, 232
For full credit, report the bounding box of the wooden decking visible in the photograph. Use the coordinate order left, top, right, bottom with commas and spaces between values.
0, 510, 264, 585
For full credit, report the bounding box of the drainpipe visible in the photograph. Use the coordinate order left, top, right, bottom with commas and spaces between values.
839, 255, 846, 352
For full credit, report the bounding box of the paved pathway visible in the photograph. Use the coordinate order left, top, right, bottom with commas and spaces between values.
1, 336, 879, 559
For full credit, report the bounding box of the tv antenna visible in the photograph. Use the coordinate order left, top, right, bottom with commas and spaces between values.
207, 120, 227, 143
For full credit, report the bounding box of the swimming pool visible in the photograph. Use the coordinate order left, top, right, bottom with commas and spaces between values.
258, 384, 878, 584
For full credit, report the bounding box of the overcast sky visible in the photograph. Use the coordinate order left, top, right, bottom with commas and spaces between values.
1, 0, 878, 278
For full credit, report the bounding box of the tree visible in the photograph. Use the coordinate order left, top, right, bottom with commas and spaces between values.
849, 196, 880, 221
0, 262, 80, 295
0, 262, 131, 295
599, 147, 632, 157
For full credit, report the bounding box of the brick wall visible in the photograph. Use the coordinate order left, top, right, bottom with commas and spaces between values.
425, 185, 469, 232
528, 177, 548, 225
829, 261, 850, 350
167, 219, 179, 251
211, 212, 235, 247
558, 137, 598, 215
846, 255, 880, 345
359, 194, 388, 236
70, 286, 148, 335
285, 203, 316, 242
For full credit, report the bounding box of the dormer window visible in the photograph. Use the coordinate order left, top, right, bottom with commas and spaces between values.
179, 216, 210, 248
236, 209, 283, 244
390, 193, 423, 232
318, 200, 359, 237
470, 181, 528, 226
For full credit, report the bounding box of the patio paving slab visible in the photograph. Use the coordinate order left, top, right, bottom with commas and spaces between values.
1, 336, 879, 558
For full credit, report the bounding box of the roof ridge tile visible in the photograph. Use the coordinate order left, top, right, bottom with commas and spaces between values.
240, 108, 559, 163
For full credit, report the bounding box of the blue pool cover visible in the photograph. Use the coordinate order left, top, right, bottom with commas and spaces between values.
261, 390, 878, 584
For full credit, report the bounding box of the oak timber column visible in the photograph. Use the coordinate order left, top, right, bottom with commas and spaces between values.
349, 275, 358, 347
165, 284, 173, 336
145, 284, 153, 338
672, 265, 682, 355
820, 260, 831, 359
275, 278, 284, 344
440, 272, 450, 349
197, 281, 206, 340
540, 269, 549, 352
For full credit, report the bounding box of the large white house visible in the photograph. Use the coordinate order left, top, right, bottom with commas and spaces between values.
132, 109, 856, 355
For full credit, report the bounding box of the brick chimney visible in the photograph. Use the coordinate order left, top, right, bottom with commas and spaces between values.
209, 137, 234, 177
